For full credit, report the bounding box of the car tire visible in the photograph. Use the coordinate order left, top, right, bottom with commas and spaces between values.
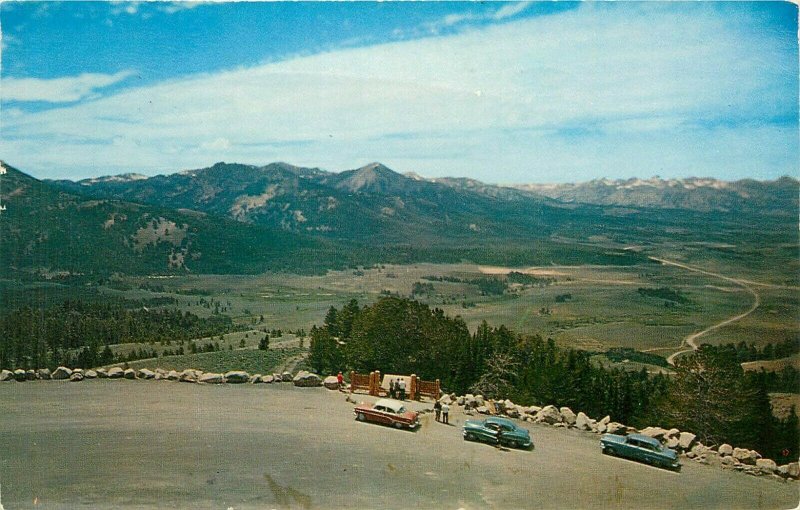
465, 432, 475, 441
356, 412, 366, 422
394, 422, 403, 429
602, 446, 612, 455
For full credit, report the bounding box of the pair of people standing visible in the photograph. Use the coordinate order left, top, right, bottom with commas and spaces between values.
433, 400, 449, 424
389, 378, 406, 400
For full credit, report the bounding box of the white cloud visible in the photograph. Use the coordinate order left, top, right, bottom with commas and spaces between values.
201, 137, 231, 151
0, 4, 795, 182
1, 71, 136, 103
0, 32, 16, 51
493, 2, 531, 21
441, 13, 478, 27
160, 2, 206, 15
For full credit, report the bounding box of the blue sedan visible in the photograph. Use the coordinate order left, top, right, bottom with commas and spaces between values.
463, 417, 533, 449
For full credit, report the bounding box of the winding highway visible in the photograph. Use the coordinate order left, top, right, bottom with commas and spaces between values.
647, 257, 762, 365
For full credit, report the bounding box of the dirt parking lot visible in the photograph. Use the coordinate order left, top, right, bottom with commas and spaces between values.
0, 381, 797, 509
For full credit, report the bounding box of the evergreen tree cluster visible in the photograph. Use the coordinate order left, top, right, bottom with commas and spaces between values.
0, 300, 233, 369
310, 296, 798, 460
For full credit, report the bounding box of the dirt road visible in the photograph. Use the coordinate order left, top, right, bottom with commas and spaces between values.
647, 257, 762, 365
0, 382, 796, 509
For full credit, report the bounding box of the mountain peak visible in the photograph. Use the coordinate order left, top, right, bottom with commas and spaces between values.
356, 162, 395, 174
336, 162, 408, 193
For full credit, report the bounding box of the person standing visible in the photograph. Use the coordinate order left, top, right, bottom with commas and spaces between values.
389, 379, 396, 399
441, 401, 450, 424
336, 371, 344, 391
398, 378, 406, 400
434, 400, 442, 422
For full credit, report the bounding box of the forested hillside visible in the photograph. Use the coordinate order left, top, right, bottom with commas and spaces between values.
310, 296, 799, 460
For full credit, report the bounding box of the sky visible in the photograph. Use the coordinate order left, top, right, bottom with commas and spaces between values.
0, 1, 797, 183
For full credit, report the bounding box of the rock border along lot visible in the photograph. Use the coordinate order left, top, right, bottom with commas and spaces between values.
1, 366, 797, 481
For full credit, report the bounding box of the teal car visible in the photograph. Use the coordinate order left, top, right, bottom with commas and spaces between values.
463, 417, 533, 449
601, 433, 681, 471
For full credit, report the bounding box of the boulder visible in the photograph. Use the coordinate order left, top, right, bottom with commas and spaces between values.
0, 369, 13, 381
293, 371, 322, 387
666, 436, 680, 449
575, 412, 593, 431
665, 428, 680, 439
123, 368, 136, 380
249, 374, 263, 384
506, 406, 521, 419
84, 370, 98, 379
476, 405, 490, 415
778, 462, 799, 479
721, 456, 738, 468
456, 396, 465, 406
639, 427, 668, 440
439, 394, 453, 406
690, 444, 709, 456
535, 405, 562, 425
154, 373, 163, 380
678, 432, 697, 450
559, 407, 577, 426
69, 372, 84, 382
260, 375, 275, 384
107, 367, 124, 379
26, 369, 37, 381
756, 459, 777, 473
199, 373, 225, 384
281, 372, 293, 382
37, 368, 52, 380
599, 415, 611, 426
137, 369, 155, 379
13, 369, 27, 381
473, 394, 485, 407
733, 448, 758, 465
323, 376, 340, 390
179, 369, 199, 383
606, 422, 626, 435
225, 371, 250, 384
718, 444, 733, 456
742, 465, 762, 476
485, 401, 498, 415
166, 370, 180, 381
96, 368, 108, 378
524, 406, 542, 416
52, 366, 73, 380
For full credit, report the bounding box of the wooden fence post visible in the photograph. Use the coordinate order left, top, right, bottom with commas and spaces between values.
350, 371, 355, 393
435, 379, 441, 399
410, 374, 417, 400
375, 370, 381, 396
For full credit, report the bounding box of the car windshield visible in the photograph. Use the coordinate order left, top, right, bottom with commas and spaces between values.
396, 406, 406, 414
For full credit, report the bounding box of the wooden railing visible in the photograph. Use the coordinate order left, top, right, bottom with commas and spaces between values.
417, 378, 441, 400
349, 371, 441, 400
350, 371, 372, 393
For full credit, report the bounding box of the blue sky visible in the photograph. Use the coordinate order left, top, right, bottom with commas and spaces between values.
0, 1, 797, 183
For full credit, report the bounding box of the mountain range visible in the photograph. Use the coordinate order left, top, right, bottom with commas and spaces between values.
512, 176, 799, 214
1, 160, 796, 276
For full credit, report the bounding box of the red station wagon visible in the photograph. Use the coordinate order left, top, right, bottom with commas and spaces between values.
354, 398, 421, 429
